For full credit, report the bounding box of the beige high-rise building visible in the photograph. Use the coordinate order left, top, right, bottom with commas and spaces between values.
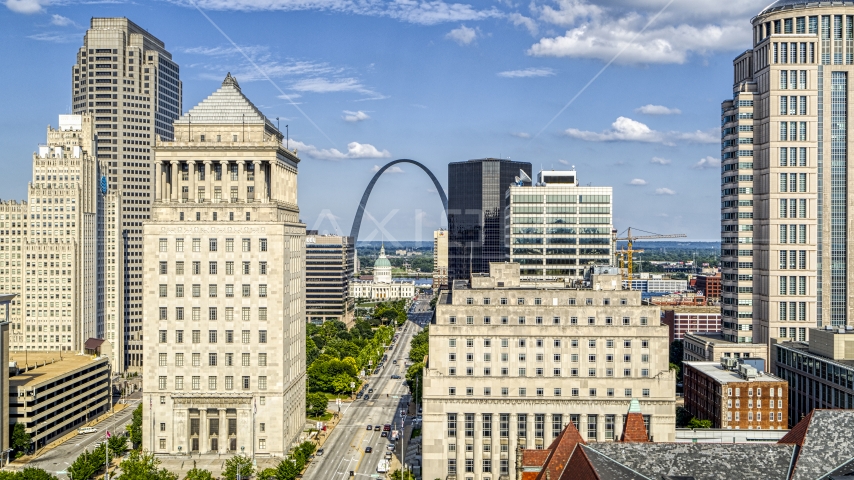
720, 1, 854, 360
433, 229, 448, 290
72, 18, 182, 370
0, 115, 110, 359
142, 74, 305, 456
421, 263, 675, 480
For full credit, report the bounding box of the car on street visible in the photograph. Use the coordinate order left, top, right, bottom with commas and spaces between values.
375, 425, 382, 430
368, 388, 374, 393
364, 395, 370, 401
387, 443, 395, 450
365, 446, 373, 453
384, 451, 392, 459
366, 425, 373, 430
393, 360, 398, 364
390, 374, 400, 379
381, 431, 388, 437
78, 427, 97, 434
316, 449, 324, 456
383, 424, 392, 431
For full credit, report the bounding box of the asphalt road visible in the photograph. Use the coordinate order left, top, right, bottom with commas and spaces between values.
304, 309, 425, 480
25, 398, 141, 476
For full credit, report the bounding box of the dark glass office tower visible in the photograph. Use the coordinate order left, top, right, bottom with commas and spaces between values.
448, 159, 532, 285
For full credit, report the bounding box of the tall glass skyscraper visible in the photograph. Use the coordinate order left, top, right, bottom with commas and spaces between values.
720, 0, 854, 360
447, 159, 531, 285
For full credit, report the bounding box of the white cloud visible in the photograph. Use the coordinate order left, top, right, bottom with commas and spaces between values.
291, 139, 391, 160
50, 14, 77, 27
564, 117, 716, 145
5, 0, 47, 13
509, 12, 538, 35
528, 0, 768, 65
650, 156, 671, 165
628, 178, 647, 186
291, 77, 385, 99
511, 132, 532, 139
635, 104, 681, 115
498, 67, 554, 78
693, 156, 721, 169
371, 165, 404, 173
446, 25, 477, 45
343, 110, 371, 122
27, 32, 78, 43
558, 159, 570, 165
174, 0, 501, 25
655, 188, 676, 195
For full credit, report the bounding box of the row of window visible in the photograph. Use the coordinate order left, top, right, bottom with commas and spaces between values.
779, 327, 807, 340
779, 276, 808, 296
158, 237, 267, 252
779, 250, 808, 270
780, 199, 808, 218
158, 284, 267, 298
779, 302, 808, 322
779, 224, 807, 243
447, 367, 651, 378
728, 411, 783, 422
449, 338, 649, 349
779, 70, 808, 90
157, 329, 268, 343
450, 352, 650, 363
780, 96, 808, 116
447, 386, 649, 399
780, 147, 808, 167
779, 122, 808, 142
448, 315, 649, 326
159, 261, 268, 276
779, 173, 807, 193
465, 297, 630, 306
158, 307, 267, 322
157, 375, 266, 390
157, 352, 267, 367
772, 42, 813, 65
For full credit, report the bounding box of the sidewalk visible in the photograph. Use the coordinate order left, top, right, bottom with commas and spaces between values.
11, 403, 131, 466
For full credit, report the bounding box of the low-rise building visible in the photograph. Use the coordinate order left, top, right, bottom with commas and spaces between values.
661, 306, 721, 342
517, 409, 854, 480
694, 274, 721, 299
9, 352, 110, 450
774, 326, 854, 428
683, 360, 788, 430
674, 427, 788, 443
421, 263, 675, 480
349, 245, 415, 300
305, 232, 354, 326
683, 332, 768, 366
623, 278, 688, 293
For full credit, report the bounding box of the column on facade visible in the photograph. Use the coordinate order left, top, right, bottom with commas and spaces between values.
614, 412, 624, 441
170, 161, 179, 202
219, 408, 227, 453
598, 414, 606, 442
579, 414, 588, 442
235, 160, 245, 202
254, 160, 264, 202
161, 162, 168, 202
188, 160, 197, 203
508, 413, 518, 476
203, 160, 212, 203
200, 409, 208, 453
220, 160, 229, 203
274, 163, 280, 202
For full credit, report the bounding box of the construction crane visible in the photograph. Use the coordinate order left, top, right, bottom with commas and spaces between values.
612, 227, 687, 289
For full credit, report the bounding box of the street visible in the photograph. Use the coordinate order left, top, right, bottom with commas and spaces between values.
24, 397, 141, 476
304, 298, 430, 480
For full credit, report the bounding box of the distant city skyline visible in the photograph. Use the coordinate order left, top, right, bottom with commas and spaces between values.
0, 1, 772, 241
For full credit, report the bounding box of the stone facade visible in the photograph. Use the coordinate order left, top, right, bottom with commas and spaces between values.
305, 232, 354, 325
349, 245, 415, 300
433, 229, 448, 290
142, 74, 305, 457
422, 263, 675, 480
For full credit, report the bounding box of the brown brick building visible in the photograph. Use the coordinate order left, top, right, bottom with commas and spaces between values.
683, 361, 788, 429
661, 306, 722, 342
694, 274, 721, 299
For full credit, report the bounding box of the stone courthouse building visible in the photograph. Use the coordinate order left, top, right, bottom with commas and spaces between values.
421, 263, 675, 480
142, 74, 305, 457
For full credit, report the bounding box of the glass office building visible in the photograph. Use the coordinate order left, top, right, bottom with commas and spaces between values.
447, 159, 532, 285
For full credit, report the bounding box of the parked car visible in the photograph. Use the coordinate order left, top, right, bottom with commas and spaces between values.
78, 427, 97, 434
387, 443, 395, 451
316, 449, 324, 456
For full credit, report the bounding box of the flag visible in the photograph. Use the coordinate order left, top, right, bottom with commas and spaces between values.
106, 431, 111, 438
254, 399, 257, 415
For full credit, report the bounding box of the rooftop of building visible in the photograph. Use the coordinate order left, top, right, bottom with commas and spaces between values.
175, 74, 277, 131
684, 332, 766, 348
759, 0, 854, 17
9, 353, 108, 389
523, 408, 854, 480
659, 305, 721, 313
776, 339, 854, 368
684, 361, 784, 384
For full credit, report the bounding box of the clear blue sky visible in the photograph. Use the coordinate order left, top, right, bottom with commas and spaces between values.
0, 0, 770, 243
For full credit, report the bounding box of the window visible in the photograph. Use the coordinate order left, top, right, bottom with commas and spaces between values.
209, 261, 217, 275
159, 262, 167, 275
259, 284, 267, 297
259, 262, 267, 275
259, 330, 267, 343
159, 353, 167, 366
242, 330, 250, 343
258, 376, 267, 390
259, 238, 268, 251
242, 262, 250, 275
226, 238, 234, 251
259, 353, 267, 366
209, 284, 217, 297
242, 238, 251, 252
159, 307, 168, 320
176, 285, 184, 298
175, 330, 184, 343
158, 376, 166, 390
242, 376, 250, 389
176, 262, 184, 275
192, 238, 201, 252
159, 238, 168, 252
243, 285, 251, 297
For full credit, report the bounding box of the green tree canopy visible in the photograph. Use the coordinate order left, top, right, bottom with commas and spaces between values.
409, 327, 429, 363
184, 462, 214, 480
222, 454, 254, 480
687, 418, 712, 429
306, 392, 328, 418
116, 451, 177, 480
11, 423, 31, 456
19, 469, 58, 480
126, 404, 143, 448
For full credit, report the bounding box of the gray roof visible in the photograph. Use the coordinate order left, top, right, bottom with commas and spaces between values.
760, 0, 854, 16
791, 410, 854, 480
586, 443, 795, 480
580, 446, 652, 480
175, 73, 276, 130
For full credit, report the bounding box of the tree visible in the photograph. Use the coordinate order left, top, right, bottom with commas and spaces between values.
184, 462, 214, 480
274, 459, 298, 480
109, 433, 129, 458
257, 468, 277, 480
687, 418, 712, 429
406, 362, 424, 403
116, 450, 177, 480
19, 469, 58, 480
69, 450, 100, 480
675, 407, 694, 428
389, 470, 415, 480
11, 423, 31, 457
222, 454, 254, 480
126, 404, 143, 448
409, 328, 429, 363
670, 340, 684, 382
306, 392, 328, 418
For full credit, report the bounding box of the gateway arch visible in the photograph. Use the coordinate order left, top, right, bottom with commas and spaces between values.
350, 159, 448, 240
